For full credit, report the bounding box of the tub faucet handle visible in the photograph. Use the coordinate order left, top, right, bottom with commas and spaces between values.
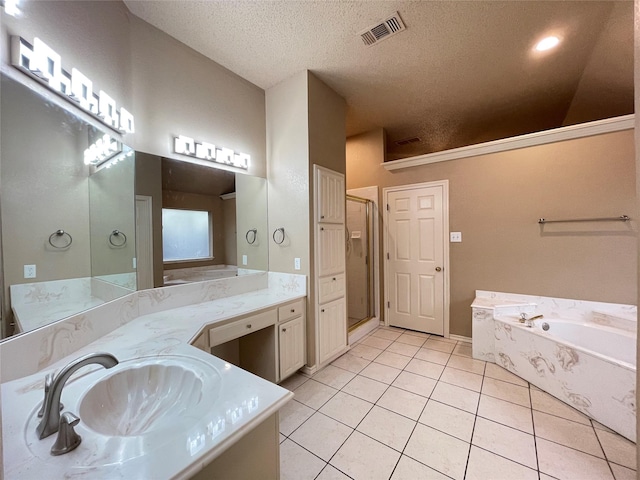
519, 313, 527, 323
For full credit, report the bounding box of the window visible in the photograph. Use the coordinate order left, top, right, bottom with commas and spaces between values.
162, 208, 212, 261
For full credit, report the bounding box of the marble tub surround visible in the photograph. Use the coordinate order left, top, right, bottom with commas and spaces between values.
3, 345, 292, 479
163, 264, 238, 285
2, 271, 306, 478
472, 291, 637, 442
11, 277, 134, 333
1, 271, 306, 383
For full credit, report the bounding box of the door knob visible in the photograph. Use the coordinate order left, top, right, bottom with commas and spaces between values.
435, 267, 442, 272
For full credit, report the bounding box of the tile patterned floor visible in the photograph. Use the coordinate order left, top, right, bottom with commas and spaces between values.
278, 326, 637, 480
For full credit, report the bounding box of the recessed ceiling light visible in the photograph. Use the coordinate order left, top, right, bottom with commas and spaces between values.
535, 36, 560, 52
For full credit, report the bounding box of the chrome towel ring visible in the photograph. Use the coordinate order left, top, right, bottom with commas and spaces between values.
49, 230, 72, 249
246, 228, 257, 245
109, 230, 127, 247
272, 227, 285, 245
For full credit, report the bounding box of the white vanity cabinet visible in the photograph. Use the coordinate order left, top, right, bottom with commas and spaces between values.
278, 299, 306, 380
313, 165, 348, 369
194, 297, 306, 384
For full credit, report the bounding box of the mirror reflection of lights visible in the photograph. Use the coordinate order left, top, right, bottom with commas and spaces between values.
207, 417, 225, 440
224, 363, 232, 370
174, 135, 250, 170
84, 134, 121, 165
535, 36, 560, 52
2, 0, 20, 17
10, 36, 135, 134
187, 433, 206, 456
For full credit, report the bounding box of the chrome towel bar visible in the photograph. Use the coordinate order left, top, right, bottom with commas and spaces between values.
538, 215, 630, 224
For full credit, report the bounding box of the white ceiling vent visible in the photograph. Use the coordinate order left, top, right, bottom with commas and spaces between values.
359, 12, 406, 47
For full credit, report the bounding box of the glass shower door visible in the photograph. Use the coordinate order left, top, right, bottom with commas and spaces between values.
346, 195, 373, 330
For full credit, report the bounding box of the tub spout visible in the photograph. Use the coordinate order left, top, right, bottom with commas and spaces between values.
524, 314, 543, 327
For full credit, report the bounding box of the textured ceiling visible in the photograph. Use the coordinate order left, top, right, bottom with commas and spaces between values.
125, 1, 634, 160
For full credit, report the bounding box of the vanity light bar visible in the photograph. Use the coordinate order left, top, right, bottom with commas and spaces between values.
10, 36, 135, 134
84, 134, 121, 166
174, 135, 250, 170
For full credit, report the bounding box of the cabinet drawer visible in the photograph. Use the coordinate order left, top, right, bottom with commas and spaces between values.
278, 299, 305, 322
318, 274, 345, 304
209, 309, 277, 347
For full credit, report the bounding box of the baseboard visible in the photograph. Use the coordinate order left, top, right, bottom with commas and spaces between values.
300, 365, 317, 376
449, 334, 472, 344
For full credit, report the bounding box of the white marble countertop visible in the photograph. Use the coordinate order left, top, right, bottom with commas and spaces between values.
2, 280, 304, 479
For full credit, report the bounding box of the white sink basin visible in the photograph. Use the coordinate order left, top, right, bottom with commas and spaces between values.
79, 362, 205, 436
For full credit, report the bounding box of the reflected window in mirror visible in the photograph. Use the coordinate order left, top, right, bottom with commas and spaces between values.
162, 208, 212, 262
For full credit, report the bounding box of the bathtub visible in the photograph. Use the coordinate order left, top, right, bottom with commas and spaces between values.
493, 316, 636, 442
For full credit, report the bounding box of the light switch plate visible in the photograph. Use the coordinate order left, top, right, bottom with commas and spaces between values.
294, 258, 301, 270
242, 255, 248, 265
24, 264, 36, 278
450, 232, 462, 243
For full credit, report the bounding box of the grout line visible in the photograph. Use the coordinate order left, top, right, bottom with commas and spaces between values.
462, 364, 485, 479
527, 381, 542, 479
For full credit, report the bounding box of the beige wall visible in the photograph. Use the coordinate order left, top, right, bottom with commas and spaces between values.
222, 198, 237, 266
135, 153, 164, 287
347, 129, 636, 338
633, 0, 639, 466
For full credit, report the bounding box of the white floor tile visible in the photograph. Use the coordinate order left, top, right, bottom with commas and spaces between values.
402, 329, 431, 338
423, 339, 455, 353
477, 394, 533, 434
360, 361, 402, 384
481, 377, 531, 407
452, 344, 473, 358
331, 352, 371, 373
319, 391, 374, 428
290, 412, 353, 461
396, 333, 427, 347
279, 399, 315, 436
483, 363, 528, 387
592, 419, 616, 433
419, 399, 475, 442
280, 438, 326, 480
414, 347, 451, 365
404, 424, 470, 480
530, 389, 590, 425
293, 379, 338, 409
280, 372, 310, 391
374, 350, 412, 369
357, 405, 416, 451
316, 464, 352, 480
537, 437, 615, 480
372, 328, 403, 341
440, 366, 483, 392
377, 386, 428, 421
404, 358, 445, 380
471, 416, 537, 469
446, 354, 486, 375
313, 365, 357, 390
350, 343, 384, 361
609, 463, 637, 480
391, 371, 437, 398
361, 335, 394, 350
386, 341, 420, 357
391, 455, 451, 480
595, 428, 637, 470
331, 430, 401, 480
466, 445, 538, 480
430, 382, 480, 414
533, 410, 604, 458
342, 374, 389, 403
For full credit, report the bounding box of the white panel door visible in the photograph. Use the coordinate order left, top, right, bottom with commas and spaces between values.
387, 186, 444, 334
317, 224, 345, 277
318, 297, 347, 364
279, 316, 305, 380
316, 167, 345, 224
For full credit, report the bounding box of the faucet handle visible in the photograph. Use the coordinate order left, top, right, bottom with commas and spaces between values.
51, 412, 82, 456
519, 312, 527, 323
37, 373, 63, 418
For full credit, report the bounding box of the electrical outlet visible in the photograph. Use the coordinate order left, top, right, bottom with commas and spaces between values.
294, 257, 301, 270
24, 264, 36, 279
450, 232, 462, 243
242, 255, 248, 265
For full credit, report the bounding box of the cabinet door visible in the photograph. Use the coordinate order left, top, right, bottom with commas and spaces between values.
279, 316, 305, 380
316, 167, 345, 224
317, 224, 345, 277
318, 298, 347, 365
318, 273, 346, 304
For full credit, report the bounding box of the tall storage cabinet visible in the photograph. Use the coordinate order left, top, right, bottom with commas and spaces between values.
314, 165, 348, 367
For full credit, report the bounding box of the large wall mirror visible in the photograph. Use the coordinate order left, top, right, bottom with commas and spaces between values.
1, 74, 269, 341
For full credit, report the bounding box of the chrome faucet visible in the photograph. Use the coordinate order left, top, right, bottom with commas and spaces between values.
519, 313, 543, 327
36, 352, 118, 440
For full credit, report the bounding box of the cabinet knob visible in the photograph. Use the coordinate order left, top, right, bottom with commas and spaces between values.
321, 215, 325, 219
246, 324, 252, 329
321, 227, 324, 231
321, 309, 325, 313
332, 277, 336, 281
291, 309, 295, 313
282, 328, 287, 332
435, 267, 442, 272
